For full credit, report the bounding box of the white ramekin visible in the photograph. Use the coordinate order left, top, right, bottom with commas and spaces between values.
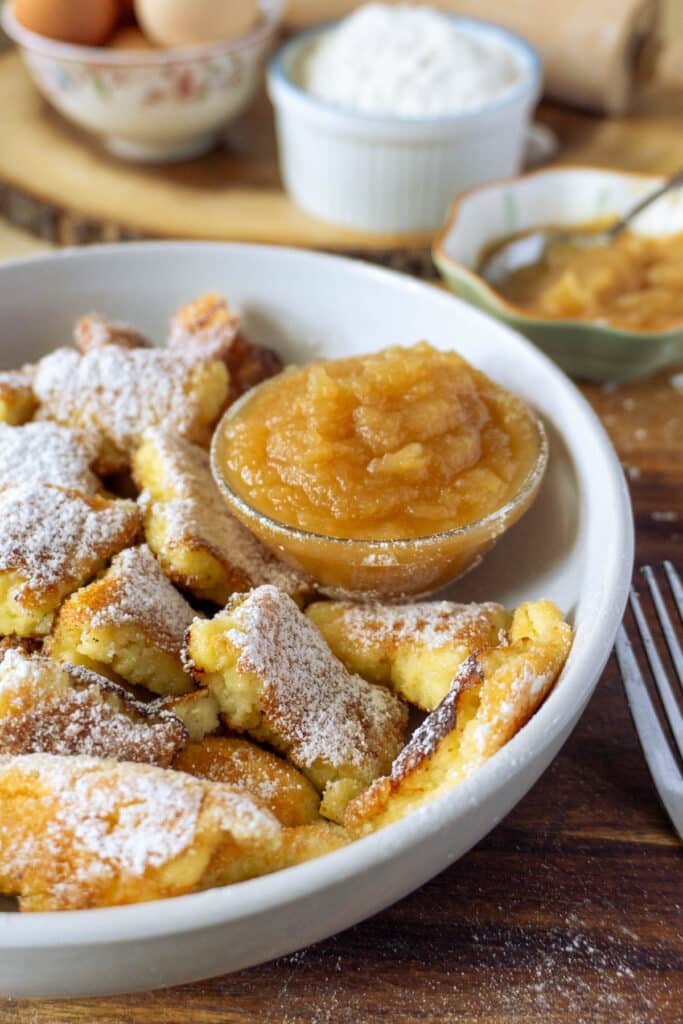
267, 17, 542, 235
1, 0, 282, 163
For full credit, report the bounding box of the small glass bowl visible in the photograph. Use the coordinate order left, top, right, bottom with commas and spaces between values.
211, 386, 549, 600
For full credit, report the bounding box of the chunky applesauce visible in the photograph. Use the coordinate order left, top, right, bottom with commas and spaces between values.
218, 343, 541, 541
486, 225, 683, 331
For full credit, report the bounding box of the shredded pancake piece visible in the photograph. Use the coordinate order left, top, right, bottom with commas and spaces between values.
156, 688, 220, 741
167, 292, 241, 362
73, 312, 153, 353
0, 369, 36, 425
0, 648, 187, 766
33, 345, 228, 472
0, 421, 100, 493
48, 544, 196, 696
202, 820, 348, 890
307, 599, 510, 709
184, 585, 407, 823
0, 753, 283, 911
0, 484, 139, 636
344, 600, 572, 834
133, 429, 312, 604
174, 736, 321, 827
167, 293, 283, 402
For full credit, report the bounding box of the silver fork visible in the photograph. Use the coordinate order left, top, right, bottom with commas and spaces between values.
616, 561, 683, 839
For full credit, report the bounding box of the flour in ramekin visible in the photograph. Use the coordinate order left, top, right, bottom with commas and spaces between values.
300, 4, 524, 117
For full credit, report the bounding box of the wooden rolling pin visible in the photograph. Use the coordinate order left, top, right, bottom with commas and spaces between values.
285, 0, 661, 115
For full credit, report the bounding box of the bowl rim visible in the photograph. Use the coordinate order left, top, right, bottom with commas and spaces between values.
267, 13, 542, 129
211, 374, 549, 548
0, 242, 632, 966
0, 0, 283, 66
432, 164, 683, 339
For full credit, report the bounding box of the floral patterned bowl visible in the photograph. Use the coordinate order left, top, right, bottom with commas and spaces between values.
433, 166, 683, 382
1, 0, 282, 162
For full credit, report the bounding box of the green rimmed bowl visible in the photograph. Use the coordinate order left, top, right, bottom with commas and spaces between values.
433, 166, 683, 382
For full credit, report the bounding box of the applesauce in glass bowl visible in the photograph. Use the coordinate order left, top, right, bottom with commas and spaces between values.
211, 343, 547, 599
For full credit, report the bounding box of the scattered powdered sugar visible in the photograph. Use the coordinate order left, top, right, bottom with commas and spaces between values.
139, 429, 311, 598
321, 600, 507, 651
258, 905, 671, 1024
521, 659, 552, 699
0, 649, 186, 765
0, 421, 99, 493
471, 720, 492, 756
0, 484, 138, 598
89, 544, 196, 654
228, 586, 406, 773
33, 345, 223, 460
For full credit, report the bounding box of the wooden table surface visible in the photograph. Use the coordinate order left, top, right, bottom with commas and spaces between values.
0, 74, 682, 1024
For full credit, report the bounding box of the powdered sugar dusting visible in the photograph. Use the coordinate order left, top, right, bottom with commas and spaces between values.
89, 544, 196, 655
0, 484, 138, 598
0, 421, 99, 493
139, 430, 311, 598
33, 345, 224, 463
228, 586, 406, 773
0, 649, 186, 765
2, 754, 205, 878
0, 753, 280, 908
319, 600, 507, 650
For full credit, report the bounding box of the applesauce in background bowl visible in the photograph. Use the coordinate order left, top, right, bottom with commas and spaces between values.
212, 343, 547, 599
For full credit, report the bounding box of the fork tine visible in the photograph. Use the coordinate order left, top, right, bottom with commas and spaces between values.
616, 625, 683, 839
644, 565, 683, 694
664, 561, 683, 624
630, 583, 683, 760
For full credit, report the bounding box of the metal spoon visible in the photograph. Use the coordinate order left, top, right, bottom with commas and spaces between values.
480, 167, 683, 287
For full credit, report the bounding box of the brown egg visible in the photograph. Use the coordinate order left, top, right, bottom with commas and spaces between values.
14, 0, 121, 45
108, 25, 156, 50
135, 0, 260, 47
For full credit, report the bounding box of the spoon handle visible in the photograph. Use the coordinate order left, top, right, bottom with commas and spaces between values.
606, 168, 683, 240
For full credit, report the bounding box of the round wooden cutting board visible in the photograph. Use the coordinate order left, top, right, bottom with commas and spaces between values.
3, 43, 683, 270
0, 51, 436, 271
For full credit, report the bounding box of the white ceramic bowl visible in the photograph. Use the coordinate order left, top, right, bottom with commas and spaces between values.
1, 0, 282, 163
0, 243, 632, 998
267, 17, 541, 234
